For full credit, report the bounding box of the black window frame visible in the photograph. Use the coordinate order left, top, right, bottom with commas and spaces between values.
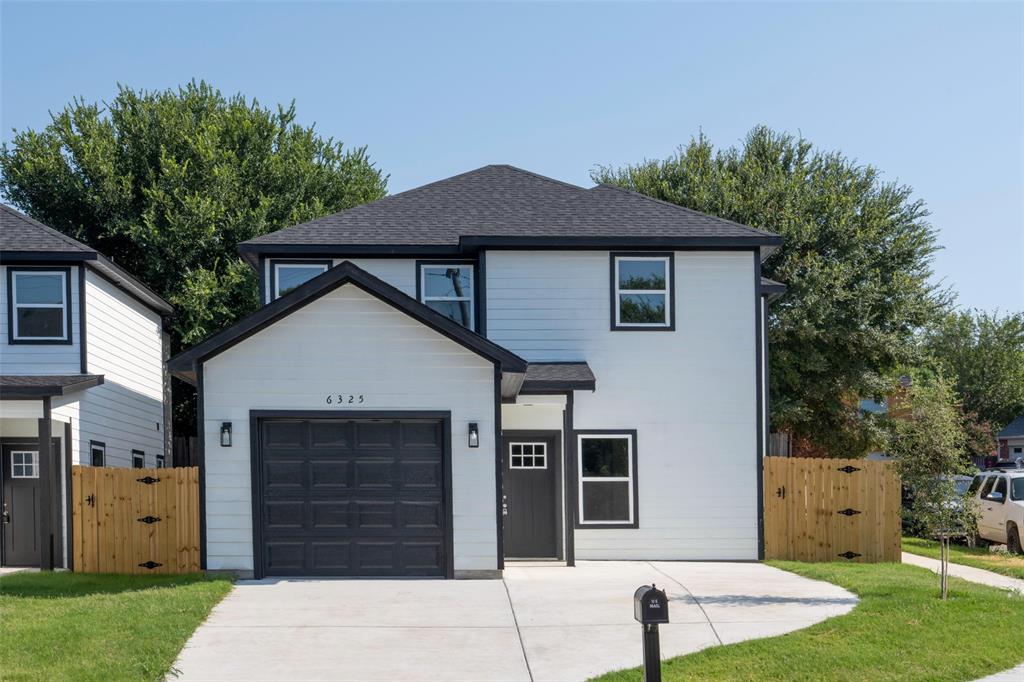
574, 429, 639, 529
415, 260, 479, 332
155, 453, 166, 469
6, 266, 74, 345
609, 252, 675, 332
268, 259, 333, 301
132, 449, 145, 469
90, 440, 105, 467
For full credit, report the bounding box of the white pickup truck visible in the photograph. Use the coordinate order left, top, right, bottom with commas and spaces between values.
967, 462, 1024, 553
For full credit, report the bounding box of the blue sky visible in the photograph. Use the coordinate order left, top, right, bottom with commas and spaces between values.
2, 1, 1021, 312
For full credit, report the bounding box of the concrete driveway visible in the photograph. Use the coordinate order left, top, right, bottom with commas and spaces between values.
172, 561, 856, 682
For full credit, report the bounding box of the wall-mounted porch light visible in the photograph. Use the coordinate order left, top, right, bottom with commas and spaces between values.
220, 422, 232, 447
468, 422, 479, 448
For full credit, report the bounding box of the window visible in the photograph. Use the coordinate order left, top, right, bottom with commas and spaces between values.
8, 268, 71, 342
272, 260, 331, 299
510, 443, 547, 469
985, 476, 1008, 503
417, 263, 474, 329
577, 432, 638, 526
132, 450, 145, 469
978, 476, 996, 499
967, 475, 985, 495
1013, 447, 1023, 455
90, 441, 105, 467
10, 451, 38, 478
611, 254, 673, 330
156, 454, 166, 469
1011, 478, 1024, 502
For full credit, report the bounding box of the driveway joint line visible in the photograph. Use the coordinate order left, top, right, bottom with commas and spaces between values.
502, 577, 535, 682
647, 561, 724, 645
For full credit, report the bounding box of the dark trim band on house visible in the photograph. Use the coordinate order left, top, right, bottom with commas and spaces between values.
563, 391, 576, 566
609, 252, 676, 332
0, 374, 104, 399
6, 266, 74, 345
573, 429, 640, 530
754, 253, 766, 560
168, 260, 528, 383
78, 266, 88, 373
64, 421, 73, 570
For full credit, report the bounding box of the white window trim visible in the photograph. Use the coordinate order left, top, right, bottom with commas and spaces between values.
132, 450, 145, 468
419, 264, 474, 330
510, 442, 548, 469
156, 453, 166, 469
614, 256, 671, 328
577, 433, 635, 525
11, 451, 39, 478
11, 270, 69, 341
273, 262, 330, 300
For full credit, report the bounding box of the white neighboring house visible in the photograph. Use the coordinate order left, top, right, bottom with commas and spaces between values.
998, 414, 1024, 461
169, 165, 786, 579
0, 205, 173, 570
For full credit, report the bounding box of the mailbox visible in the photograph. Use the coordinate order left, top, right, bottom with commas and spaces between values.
633, 584, 669, 625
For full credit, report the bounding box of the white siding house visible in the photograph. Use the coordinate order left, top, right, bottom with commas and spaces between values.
0, 205, 172, 570
173, 165, 783, 578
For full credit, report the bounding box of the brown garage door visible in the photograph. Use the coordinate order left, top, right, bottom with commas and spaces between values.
255, 416, 449, 577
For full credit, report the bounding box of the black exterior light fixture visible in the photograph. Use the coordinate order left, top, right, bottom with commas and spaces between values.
468, 422, 479, 448
220, 422, 232, 447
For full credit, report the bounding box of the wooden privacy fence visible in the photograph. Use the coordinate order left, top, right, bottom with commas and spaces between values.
763, 457, 901, 563
72, 465, 200, 574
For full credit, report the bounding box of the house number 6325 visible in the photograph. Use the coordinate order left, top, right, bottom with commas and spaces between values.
326, 394, 364, 405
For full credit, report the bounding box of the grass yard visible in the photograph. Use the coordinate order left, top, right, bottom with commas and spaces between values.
0, 571, 232, 681
903, 536, 1024, 580
592, 561, 1024, 682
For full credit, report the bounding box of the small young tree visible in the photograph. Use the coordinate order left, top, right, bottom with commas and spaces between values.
888, 375, 974, 599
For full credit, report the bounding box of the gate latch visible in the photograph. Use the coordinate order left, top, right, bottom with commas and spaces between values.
85, 494, 96, 508
775, 486, 786, 499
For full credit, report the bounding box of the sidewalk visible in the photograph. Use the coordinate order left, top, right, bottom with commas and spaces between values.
901, 552, 1024, 682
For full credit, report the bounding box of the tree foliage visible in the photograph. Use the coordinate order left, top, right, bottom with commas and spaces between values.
593, 127, 946, 456
922, 310, 1024, 432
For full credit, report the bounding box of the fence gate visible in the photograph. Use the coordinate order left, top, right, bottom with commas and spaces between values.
72, 465, 200, 574
763, 457, 901, 563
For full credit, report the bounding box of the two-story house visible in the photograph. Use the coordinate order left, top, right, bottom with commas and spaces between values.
0, 205, 173, 570
169, 165, 785, 579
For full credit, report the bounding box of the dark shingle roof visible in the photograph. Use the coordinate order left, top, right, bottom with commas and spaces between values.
999, 414, 1024, 439
521, 362, 596, 392
0, 374, 104, 399
241, 165, 780, 251
0, 204, 172, 314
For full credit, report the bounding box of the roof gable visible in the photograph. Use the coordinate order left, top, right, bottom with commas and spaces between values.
168, 260, 527, 381
239, 165, 781, 255
0, 204, 94, 254
999, 414, 1024, 439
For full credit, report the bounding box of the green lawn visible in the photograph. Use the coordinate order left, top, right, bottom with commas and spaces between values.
903, 536, 1024, 580
592, 561, 1024, 682
0, 572, 232, 681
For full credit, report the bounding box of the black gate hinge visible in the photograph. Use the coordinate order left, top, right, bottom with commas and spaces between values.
837, 508, 861, 516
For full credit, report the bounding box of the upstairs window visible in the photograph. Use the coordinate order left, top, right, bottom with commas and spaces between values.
611, 254, 673, 330
9, 268, 71, 343
418, 263, 474, 330
272, 260, 331, 299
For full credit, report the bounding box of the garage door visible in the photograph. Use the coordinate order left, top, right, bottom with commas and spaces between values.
256, 417, 449, 577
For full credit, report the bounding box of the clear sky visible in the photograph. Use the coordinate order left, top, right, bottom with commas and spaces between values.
2, 1, 1021, 312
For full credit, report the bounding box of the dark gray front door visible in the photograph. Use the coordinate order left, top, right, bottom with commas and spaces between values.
502, 432, 560, 559
2, 444, 41, 566
257, 417, 449, 577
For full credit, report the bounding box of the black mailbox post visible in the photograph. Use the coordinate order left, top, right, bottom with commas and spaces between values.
634, 584, 669, 682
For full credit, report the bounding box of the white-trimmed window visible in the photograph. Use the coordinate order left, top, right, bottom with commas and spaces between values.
577, 432, 637, 526
11, 451, 39, 478
132, 450, 145, 469
418, 263, 474, 329
510, 442, 547, 469
90, 441, 105, 467
9, 269, 70, 342
611, 254, 673, 330
272, 260, 331, 299
156, 453, 166, 469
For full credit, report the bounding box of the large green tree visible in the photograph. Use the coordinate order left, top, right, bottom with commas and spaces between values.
593, 127, 946, 456
1, 81, 388, 433
923, 310, 1024, 432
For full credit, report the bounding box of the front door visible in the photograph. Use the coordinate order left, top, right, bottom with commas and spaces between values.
502, 432, 560, 559
1, 444, 42, 566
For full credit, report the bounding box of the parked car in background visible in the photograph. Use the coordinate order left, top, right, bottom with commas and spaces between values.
967, 461, 1024, 553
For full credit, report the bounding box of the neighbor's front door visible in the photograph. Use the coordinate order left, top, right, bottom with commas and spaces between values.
1, 444, 42, 566
502, 432, 560, 559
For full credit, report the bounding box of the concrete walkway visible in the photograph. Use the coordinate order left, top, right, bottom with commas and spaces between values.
171, 561, 857, 682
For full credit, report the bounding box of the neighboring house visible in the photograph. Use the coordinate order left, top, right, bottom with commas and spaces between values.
169, 165, 784, 579
0, 205, 173, 570
998, 414, 1024, 460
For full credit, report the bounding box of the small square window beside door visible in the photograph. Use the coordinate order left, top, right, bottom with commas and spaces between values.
132, 451, 145, 468
11, 451, 39, 478
510, 443, 547, 469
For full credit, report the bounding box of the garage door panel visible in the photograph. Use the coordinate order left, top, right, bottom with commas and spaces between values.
258, 417, 448, 577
